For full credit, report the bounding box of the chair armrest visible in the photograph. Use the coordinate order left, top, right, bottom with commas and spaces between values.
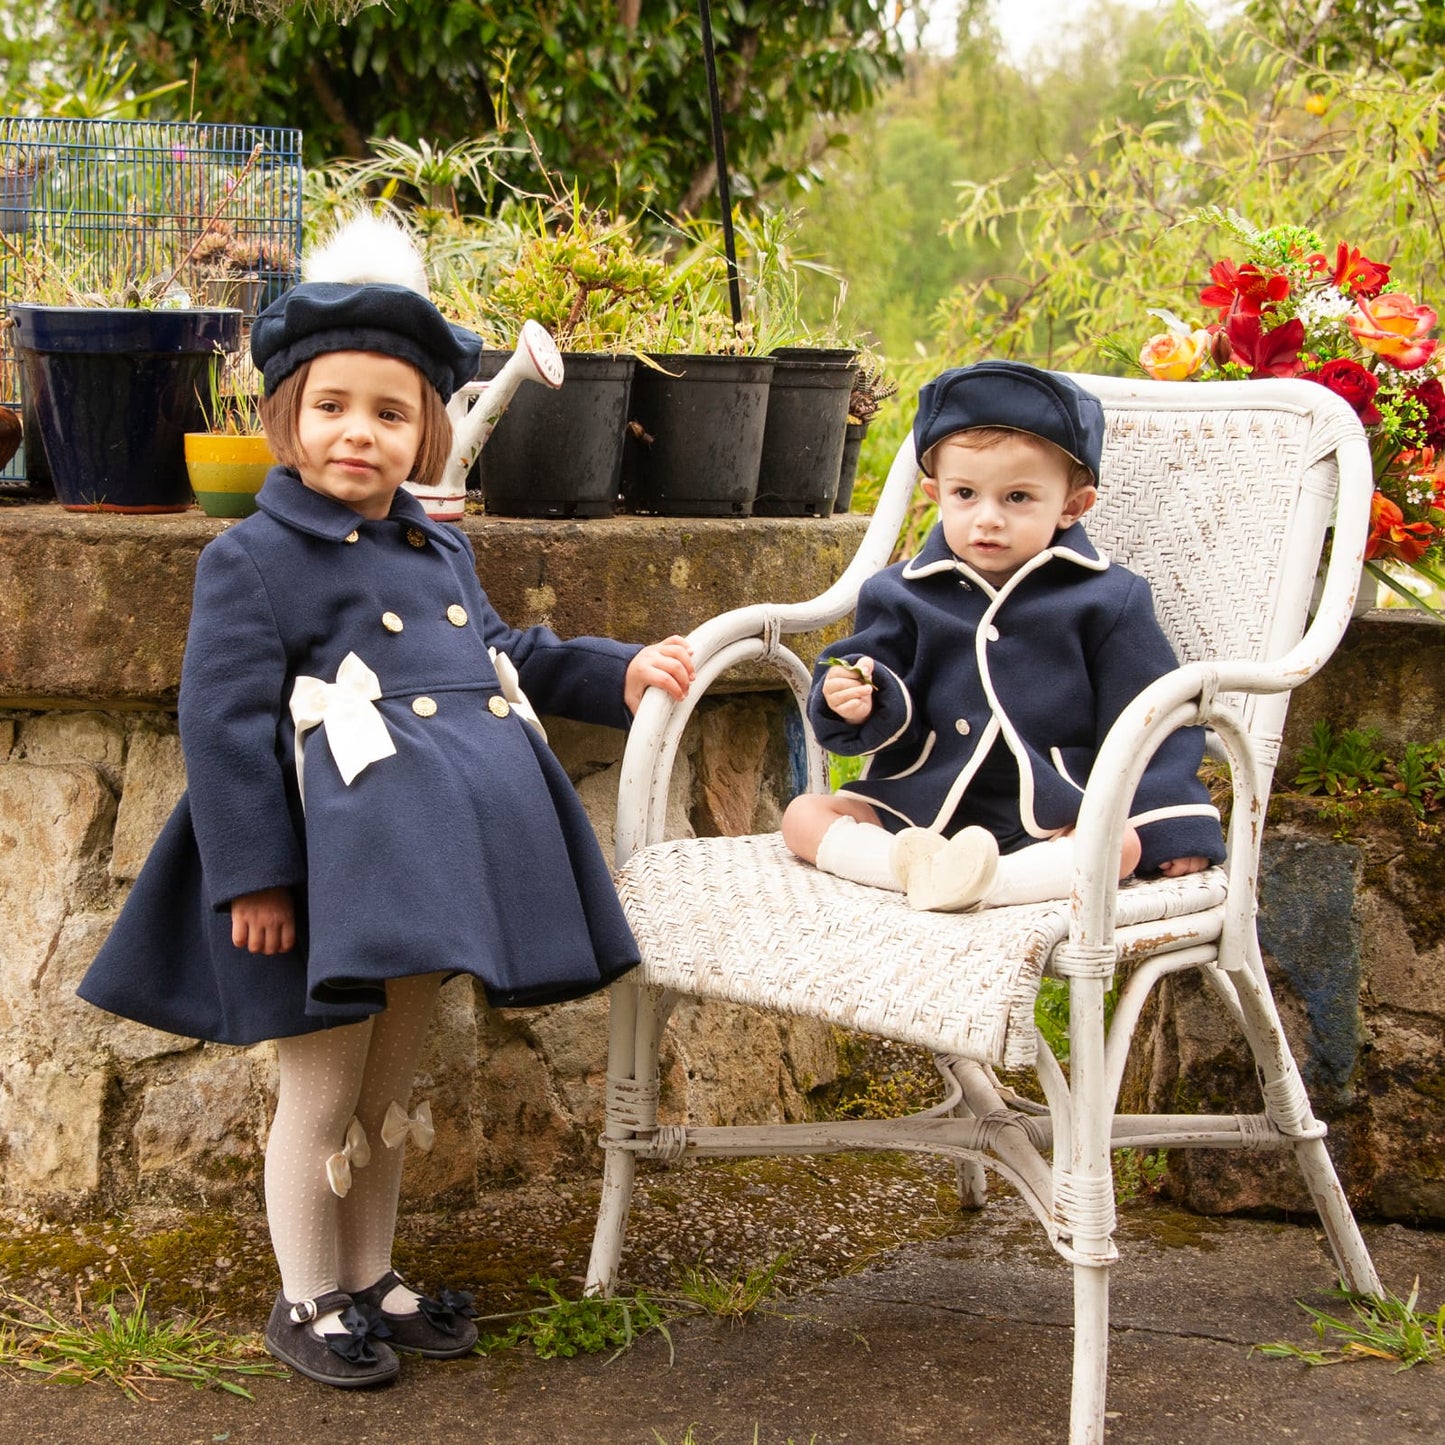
616, 437, 925, 864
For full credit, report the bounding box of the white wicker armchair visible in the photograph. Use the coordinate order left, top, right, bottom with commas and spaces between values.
585, 375, 1384, 1444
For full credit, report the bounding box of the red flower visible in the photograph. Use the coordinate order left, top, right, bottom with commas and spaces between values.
1366, 492, 1436, 563
1199, 260, 1290, 319
1224, 314, 1306, 377
1305, 243, 1391, 299
1309, 357, 1382, 424
1408, 377, 1445, 449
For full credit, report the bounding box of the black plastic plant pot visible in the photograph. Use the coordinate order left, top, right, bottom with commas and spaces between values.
621, 353, 775, 517
10, 304, 241, 513
477, 351, 634, 519
834, 419, 869, 514
752, 350, 858, 517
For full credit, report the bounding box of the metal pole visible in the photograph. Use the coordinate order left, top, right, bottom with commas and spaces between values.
698, 0, 743, 329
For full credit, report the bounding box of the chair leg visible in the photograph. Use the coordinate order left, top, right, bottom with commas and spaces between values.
1069, 1261, 1110, 1445
1226, 934, 1383, 1297
1293, 1135, 1383, 1296
585, 980, 647, 1297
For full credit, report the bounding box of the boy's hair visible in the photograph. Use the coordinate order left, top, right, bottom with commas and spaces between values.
930, 425, 1095, 493
260, 358, 454, 490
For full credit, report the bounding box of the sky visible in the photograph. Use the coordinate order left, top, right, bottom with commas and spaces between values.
917, 1, 1198, 64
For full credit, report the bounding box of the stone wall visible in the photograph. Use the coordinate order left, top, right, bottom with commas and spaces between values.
0, 508, 864, 1213
3, 502, 1443, 1224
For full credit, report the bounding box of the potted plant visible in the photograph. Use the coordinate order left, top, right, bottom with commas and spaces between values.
185, 352, 274, 518
0, 147, 49, 236
447, 197, 674, 518
0, 140, 292, 511
836, 354, 897, 514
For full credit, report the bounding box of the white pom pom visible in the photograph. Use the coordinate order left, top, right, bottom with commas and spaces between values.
303, 211, 430, 297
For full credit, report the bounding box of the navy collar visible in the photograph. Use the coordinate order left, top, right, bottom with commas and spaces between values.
901, 519, 1106, 583
255, 467, 463, 551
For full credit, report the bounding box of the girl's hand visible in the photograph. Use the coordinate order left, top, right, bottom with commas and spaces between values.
231, 886, 296, 954
625, 635, 696, 713
822, 656, 876, 724
1156, 855, 1209, 877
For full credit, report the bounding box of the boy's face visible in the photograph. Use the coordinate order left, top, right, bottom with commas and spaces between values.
922, 431, 1095, 584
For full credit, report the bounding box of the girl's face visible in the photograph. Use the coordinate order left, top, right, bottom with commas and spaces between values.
295, 350, 424, 520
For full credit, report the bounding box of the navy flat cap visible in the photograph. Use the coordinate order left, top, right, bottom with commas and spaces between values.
251, 282, 482, 401
913, 361, 1104, 481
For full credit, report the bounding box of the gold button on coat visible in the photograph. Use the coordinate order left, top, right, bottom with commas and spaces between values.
406, 527, 427, 548
446, 604, 468, 627
412, 696, 438, 717
488, 696, 511, 719
344, 530, 360, 544
382, 611, 404, 633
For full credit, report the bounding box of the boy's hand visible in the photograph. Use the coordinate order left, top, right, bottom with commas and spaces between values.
1156, 855, 1209, 877
231, 886, 296, 954
822, 656, 876, 724
625, 635, 696, 713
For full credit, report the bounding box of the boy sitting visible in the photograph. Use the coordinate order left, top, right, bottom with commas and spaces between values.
781, 360, 1225, 911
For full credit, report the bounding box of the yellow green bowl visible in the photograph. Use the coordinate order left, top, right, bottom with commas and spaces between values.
184, 433, 275, 518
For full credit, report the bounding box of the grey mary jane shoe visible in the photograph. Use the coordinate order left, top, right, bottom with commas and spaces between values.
264, 1290, 400, 1388
352, 1271, 479, 1359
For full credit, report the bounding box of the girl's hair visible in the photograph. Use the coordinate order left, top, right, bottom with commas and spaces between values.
931, 425, 1095, 492
260, 357, 453, 489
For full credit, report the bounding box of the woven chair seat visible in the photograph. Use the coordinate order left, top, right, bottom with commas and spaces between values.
615, 834, 1228, 1070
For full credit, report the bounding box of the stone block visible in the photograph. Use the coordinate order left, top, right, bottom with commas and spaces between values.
0, 761, 116, 996
134, 1049, 266, 1202
16, 711, 126, 772
35, 910, 197, 1063
402, 975, 482, 1202
111, 727, 186, 881
0, 1059, 106, 1195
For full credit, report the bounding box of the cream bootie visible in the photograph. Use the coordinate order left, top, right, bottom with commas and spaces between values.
892, 826, 999, 912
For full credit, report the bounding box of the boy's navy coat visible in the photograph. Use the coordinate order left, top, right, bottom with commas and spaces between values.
809, 520, 1225, 872
80, 469, 642, 1045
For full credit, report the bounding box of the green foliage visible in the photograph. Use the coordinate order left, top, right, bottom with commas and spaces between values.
1257, 1278, 1445, 1368
48, 2, 906, 221
1112, 1148, 1170, 1205
791, 2, 1181, 360
934, 10, 1445, 371
670, 1253, 792, 1322
0, 1282, 282, 1399
1291, 721, 1445, 819
475, 1275, 671, 1361
1246, 0, 1445, 81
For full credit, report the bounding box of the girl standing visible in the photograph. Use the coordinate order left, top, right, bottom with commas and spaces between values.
80, 231, 693, 1387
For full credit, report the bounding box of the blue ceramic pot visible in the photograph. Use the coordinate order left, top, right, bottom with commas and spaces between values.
10, 304, 241, 512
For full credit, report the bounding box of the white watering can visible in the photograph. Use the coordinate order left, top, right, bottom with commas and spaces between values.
404, 319, 565, 521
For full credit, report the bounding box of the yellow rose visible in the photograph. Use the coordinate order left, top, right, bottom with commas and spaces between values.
1139, 328, 1211, 381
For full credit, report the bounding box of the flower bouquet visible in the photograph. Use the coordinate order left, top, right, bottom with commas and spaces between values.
1136, 210, 1445, 615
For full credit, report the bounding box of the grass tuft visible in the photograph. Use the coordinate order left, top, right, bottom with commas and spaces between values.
0, 1277, 281, 1400
1257, 1278, 1445, 1370
669, 1253, 793, 1323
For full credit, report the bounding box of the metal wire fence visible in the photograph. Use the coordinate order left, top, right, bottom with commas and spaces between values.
1, 116, 303, 489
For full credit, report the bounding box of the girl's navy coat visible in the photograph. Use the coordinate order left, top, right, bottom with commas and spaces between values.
809, 520, 1225, 872
80, 470, 642, 1046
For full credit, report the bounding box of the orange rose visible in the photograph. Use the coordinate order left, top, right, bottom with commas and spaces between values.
1139, 327, 1211, 381
1347, 292, 1439, 370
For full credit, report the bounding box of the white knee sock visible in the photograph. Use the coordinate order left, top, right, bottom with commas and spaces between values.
814, 816, 903, 891
336, 972, 444, 1315
983, 835, 1079, 908
267, 1020, 373, 1336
